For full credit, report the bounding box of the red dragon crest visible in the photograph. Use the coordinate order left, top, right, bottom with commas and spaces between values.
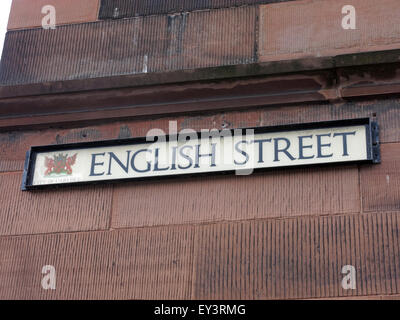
45, 153, 77, 176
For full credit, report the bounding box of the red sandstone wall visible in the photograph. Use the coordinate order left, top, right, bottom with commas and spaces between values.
7, 0, 100, 30
2, 0, 400, 86
1, 99, 400, 299
0, 0, 400, 300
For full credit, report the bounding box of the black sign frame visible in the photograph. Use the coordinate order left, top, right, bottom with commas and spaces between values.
21, 118, 380, 191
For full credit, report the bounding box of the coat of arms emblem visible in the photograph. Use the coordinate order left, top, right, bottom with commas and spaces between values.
44, 153, 77, 176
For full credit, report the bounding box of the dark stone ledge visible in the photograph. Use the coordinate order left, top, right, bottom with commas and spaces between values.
0, 49, 399, 100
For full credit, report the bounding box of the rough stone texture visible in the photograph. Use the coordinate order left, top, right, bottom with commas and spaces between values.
2, 0, 400, 88
7, 0, 100, 30
192, 213, 400, 299
259, 0, 400, 61
0, 212, 399, 299
99, 0, 293, 19
0, 0, 399, 301
0, 172, 112, 236
112, 166, 360, 228
0, 6, 256, 86
361, 143, 400, 213
0, 226, 194, 299
0, 102, 398, 298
